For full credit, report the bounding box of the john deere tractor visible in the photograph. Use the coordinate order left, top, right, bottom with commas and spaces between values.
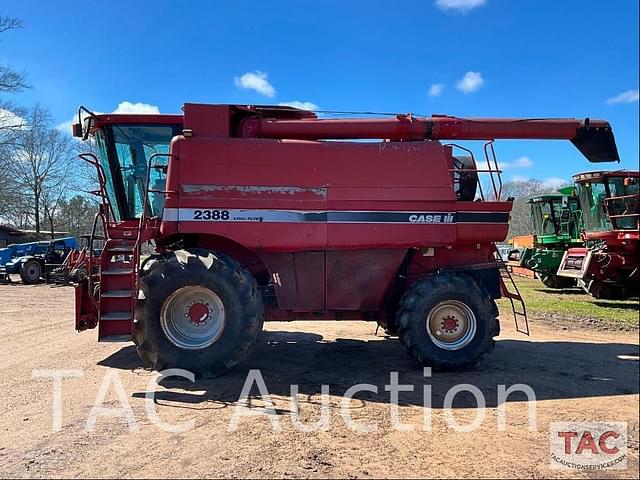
518, 187, 583, 288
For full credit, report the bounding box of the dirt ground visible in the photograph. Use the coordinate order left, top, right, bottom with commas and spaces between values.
0, 282, 638, 479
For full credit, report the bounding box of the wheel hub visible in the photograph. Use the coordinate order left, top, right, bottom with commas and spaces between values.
426, 300, 477, 351
187, 302, 210, 325
160, 286, 225, 350
441, 315, 458, 332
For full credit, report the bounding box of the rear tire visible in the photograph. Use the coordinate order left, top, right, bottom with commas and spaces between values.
20, 260, 42, 284
396, 272, 498, 371
134, 249, 264, 378
540, 274, 575, 289
586, 280, 626, 300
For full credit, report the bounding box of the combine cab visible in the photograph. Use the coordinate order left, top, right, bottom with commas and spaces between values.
518, 189, 583, 288
557, 171, 639, 299
71, 104, 619, 376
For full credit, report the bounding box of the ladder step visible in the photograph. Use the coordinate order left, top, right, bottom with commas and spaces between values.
102, 289, 134, 298
108, 247, 135, 253
102, 268, 134, 275
101, 312, 133, 321
99, 335, 132, 342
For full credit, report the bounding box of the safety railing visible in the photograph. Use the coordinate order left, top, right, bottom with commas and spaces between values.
446, 140, 503, 201
604, 193, 640, 230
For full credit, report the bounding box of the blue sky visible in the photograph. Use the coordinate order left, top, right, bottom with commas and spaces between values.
1, 0, 638, 185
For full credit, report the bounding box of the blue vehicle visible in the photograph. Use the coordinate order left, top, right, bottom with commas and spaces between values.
0, 242, 39, 265
0, 237, 79, 284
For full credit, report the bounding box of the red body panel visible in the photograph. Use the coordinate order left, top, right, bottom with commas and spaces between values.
157, 123, 511, 314
71, 103, 620, 333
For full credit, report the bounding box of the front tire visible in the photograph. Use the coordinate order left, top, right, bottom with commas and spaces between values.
396, 272, 498, 371
134, 249, 264, 378
20, 260, 42, 284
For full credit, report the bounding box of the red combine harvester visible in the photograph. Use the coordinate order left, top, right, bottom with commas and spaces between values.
557, 170, 639, 299
72, 104, 619, 376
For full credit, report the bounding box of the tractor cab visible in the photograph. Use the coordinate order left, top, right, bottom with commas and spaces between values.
518, 190, 583, 289
528, 191, 581, 245
573, 171, 639, 239
557, 170, 639, 299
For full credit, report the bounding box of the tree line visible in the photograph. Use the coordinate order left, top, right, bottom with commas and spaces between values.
0, 14, 98, 238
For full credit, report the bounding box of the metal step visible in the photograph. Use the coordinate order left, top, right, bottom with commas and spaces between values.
102, 268, 134, 275
102, 289, 134, 298
101, 312, 133, 321
99, 335, 132, 342
108, 246, 135, 253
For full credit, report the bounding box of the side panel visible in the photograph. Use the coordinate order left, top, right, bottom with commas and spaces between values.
325, 249, 406, 310
260, 252, 325, 309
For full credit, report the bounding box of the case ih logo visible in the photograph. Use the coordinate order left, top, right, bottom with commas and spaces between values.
549, 422, 627, 470
408, 213, 455, 224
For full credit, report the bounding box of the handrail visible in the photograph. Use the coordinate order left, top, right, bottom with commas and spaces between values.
446, 143, 485, 200
483, 141, 503, 200
445, 142, 504, 201
86, 211, 105, 307
604, 193, 640, 220
78, 152, 115, 224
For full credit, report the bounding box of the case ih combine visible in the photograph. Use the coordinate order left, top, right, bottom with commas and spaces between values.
517, 189, 583, 288
557, 170, 639, 299
71, 104, 619, 376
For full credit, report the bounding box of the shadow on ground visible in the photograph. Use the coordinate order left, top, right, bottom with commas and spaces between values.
99, 329, 640, 410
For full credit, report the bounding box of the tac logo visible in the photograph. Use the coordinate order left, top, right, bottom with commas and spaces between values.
549, 421, 627, 470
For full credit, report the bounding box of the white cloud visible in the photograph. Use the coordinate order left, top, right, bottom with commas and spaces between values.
514, 156, 533, 168
500, 156, 533, 171
278, 101, 318, 111
56, 119, 73, 133
543, 177, 567, 189
435, 0, 486, 13
113, 101, 160, 114
57, 101, 159, 135
456, 71, 484, 93
606, 89, 639, 105
234, 71, 276, 97
0, 108, 26, 130
511, 174, 529, 183
428, 83, 445, 97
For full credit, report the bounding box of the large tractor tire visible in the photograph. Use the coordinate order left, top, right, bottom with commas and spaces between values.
20, 260, 42, 284
584, 280, 627, 300
539, 274, 576, 289
396, 272, 499, 371
134, 249, 264, 378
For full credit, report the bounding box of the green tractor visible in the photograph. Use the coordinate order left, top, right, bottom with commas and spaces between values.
518, 187, 583, 288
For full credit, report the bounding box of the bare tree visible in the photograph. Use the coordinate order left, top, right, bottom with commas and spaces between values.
6, 104, 76, 233
0, 14, 28, 223
0, 15, 27, 94
54, 194, 99, 237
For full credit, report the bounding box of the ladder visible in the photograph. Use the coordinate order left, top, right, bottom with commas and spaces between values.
494, 246, 529, 335
97, 231, 139, 341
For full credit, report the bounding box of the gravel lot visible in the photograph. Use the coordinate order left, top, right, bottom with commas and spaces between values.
0, 282, 638, 478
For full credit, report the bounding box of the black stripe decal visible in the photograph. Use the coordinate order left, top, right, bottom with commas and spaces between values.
164, 208, 509, 224
456, 212, 510, 223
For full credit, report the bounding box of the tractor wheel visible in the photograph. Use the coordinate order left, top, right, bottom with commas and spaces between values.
20, 260, 42, 284
540, 274, 576, 289
134, 249, 264, 378
396, 272, 498, 371
586, 280, 625, 300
